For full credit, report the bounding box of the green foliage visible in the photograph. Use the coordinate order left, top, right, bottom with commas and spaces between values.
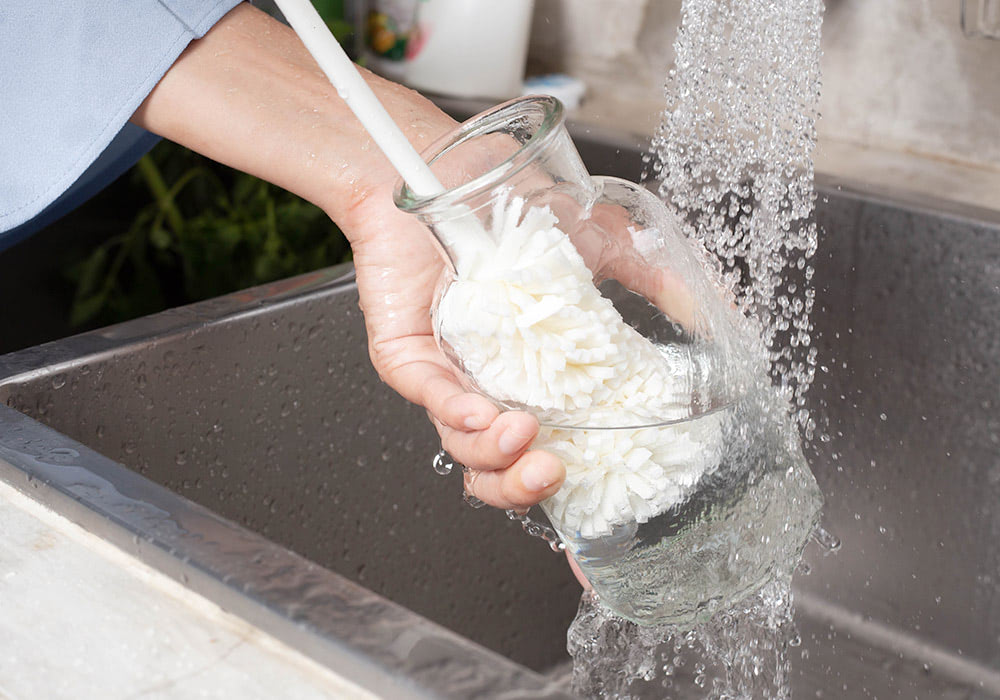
312, 0, 354, 44
67, 142, 351, 327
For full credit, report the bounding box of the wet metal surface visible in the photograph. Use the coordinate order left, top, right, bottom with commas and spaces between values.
1, 128, 999, 697
0, 399, 572, 700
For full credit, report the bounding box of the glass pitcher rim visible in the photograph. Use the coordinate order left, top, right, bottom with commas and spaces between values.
393, 95, 566, 217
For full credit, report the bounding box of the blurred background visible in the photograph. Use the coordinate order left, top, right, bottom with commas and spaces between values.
2, 0, 998, 355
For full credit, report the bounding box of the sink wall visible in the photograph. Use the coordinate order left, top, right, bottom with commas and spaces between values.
804, 186, 1000, 669
2, 133, 999, 693
0, 279, 580, 671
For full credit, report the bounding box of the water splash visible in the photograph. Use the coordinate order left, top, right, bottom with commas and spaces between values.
432, 447, 566, 549
506, 508, 566, 552
650, 0, 824, 438
461, 466, 488, 509
431, 448, 454, 476
569, 577, 798, 699
431, 449, 487, 507
811, 524, 842, 554
568, 0, 826, 696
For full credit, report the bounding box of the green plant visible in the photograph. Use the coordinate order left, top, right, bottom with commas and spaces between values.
313, 0, 355, 44
68, 141, 351, 327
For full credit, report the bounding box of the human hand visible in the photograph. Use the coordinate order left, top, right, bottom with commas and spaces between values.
339, 179, 567, 512
130, 2, 566, 526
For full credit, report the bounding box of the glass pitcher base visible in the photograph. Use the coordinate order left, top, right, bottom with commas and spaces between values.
559, 431, 822, 629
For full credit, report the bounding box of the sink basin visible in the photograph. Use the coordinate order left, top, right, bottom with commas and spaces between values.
1, 125, 999, 698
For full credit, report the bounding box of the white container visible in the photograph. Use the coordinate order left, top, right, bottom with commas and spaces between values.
361, 0, 535, 100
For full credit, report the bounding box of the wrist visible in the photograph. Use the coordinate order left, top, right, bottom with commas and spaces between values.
308, 68, 457, 233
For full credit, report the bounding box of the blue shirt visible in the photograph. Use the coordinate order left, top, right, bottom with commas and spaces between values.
0, 0, 243, 251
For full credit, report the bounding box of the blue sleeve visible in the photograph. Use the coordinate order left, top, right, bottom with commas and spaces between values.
0, 0, 243, 249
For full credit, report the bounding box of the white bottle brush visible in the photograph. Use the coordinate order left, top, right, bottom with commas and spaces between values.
275, 0, 721, 539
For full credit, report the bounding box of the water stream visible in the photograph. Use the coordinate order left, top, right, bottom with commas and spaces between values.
569, 577, 798, 699
651, 0, 823, 436
567, 0, 826, 697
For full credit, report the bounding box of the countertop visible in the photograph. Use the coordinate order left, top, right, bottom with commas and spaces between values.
0, 478, 377, 700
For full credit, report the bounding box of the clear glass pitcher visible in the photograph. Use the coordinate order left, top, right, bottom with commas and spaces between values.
395, 96, 821, 627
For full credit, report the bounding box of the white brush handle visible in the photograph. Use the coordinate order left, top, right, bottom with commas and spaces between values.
274, 0, 444, 198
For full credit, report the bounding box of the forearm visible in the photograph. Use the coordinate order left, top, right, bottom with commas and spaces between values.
130, 3, 455, 231
129, 4, 573, 537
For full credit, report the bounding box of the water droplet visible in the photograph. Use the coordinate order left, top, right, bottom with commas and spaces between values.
463, 491, 486, 509
811, 526, 841, 553
43, 447, 80, 464
431, 449, 453, 475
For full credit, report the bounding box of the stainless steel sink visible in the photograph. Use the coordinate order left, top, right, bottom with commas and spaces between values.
1, 126, 999, 698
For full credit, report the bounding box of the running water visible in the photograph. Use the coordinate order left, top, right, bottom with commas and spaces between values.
651, 0, 824, 437
569, 579, 798, 699
567, 0, 825, 697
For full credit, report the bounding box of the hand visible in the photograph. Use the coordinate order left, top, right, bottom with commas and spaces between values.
340, 179, 567, 512
132, 3, 565, 514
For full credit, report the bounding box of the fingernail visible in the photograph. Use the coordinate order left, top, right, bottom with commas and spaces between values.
464, 413, 490, 430
521, 463, 556, 492
498, 427, 532, 456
